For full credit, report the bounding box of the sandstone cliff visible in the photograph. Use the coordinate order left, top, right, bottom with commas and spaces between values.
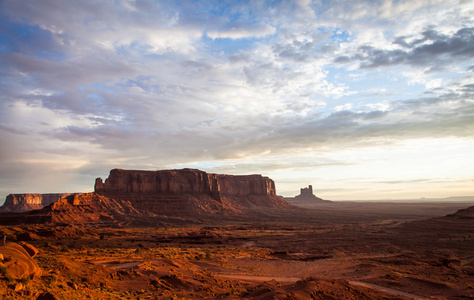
0, 193, 153, 226
95, 169, 289, 215
0, 193, 74, 213
0, 169, 291, 223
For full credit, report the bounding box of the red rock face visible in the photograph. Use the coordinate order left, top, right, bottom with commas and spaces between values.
95, 169, 287, 215
95, 169, 277, 199
0, 193, 73, 213
95, 169, 220, 198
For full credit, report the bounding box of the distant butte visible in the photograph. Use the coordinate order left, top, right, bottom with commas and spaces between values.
0, 193, 75, 213
283, 185, 331, 204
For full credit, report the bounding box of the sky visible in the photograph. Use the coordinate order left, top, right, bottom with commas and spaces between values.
0, 0, 473, 203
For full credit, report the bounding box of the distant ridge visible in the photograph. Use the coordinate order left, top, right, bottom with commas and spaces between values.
398, 205, 474, 233
446, 205, 474, 219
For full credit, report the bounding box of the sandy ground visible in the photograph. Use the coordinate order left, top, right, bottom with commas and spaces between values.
0, 201, 473, 299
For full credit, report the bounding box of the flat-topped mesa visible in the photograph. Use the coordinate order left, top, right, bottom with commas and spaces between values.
96, 169, 217, 200
0, 193, 74, 213
95, 169, 276, 199
94, 169, 285, 215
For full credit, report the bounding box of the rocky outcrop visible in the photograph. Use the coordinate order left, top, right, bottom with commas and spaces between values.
0, 193, 154, 226
0, 242, 42, 279
46, 193, 153, 225
0, 193, 74, 213
283, 185, 331, 205
299, 185, 315, 198
18, 242, 39, 258
95, 169, 289, 215
0, 169, 291, 222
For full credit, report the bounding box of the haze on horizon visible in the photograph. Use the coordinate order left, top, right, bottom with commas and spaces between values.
0, 0, 473, 203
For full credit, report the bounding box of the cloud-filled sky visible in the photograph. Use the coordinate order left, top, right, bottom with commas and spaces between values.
1, 0, 473, 202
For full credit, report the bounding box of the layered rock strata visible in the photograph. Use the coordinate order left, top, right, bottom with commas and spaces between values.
0, 243, 42, 279
95, 168, 289, 215
0, 193, 151, 226
0, 193, 74, 213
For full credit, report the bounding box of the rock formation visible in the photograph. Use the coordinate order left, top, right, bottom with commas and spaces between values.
283, 185, 331, 205
299, 185, 315, 198
95, 168, 289, 215
0, 169, 291, 223
0, 193, 153, 226
47, 193, 153, 225
0, 242, 42, 279
18, 242, 39, 258
0, 193, 74, 213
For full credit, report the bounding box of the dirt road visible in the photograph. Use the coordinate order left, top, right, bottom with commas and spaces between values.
350, 280, 431, 300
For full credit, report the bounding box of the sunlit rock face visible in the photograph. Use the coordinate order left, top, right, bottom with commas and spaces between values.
0, 193, 73, 213
95, 169, 288, 215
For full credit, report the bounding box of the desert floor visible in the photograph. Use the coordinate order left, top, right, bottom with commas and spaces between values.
1, 201, 473, 299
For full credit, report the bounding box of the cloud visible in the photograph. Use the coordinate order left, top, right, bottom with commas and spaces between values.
271, 29, 337, 62
2, 0, 201, 53
206, 22, 276, 39
336, 27, 474, 69
0, 0, 474, 200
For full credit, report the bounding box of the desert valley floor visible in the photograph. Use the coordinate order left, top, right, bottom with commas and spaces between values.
1, 200, 473, 300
